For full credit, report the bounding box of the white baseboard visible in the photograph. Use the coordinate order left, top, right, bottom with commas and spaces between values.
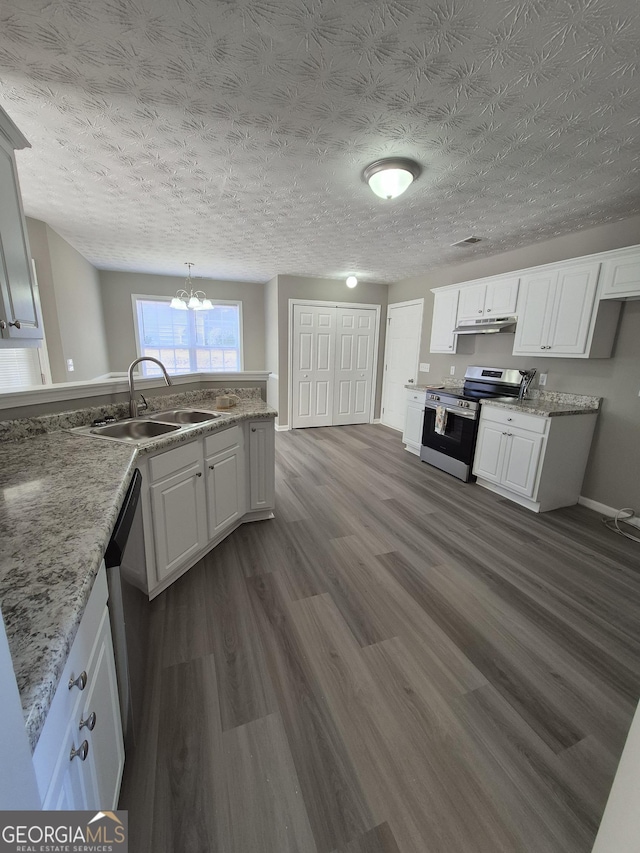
373, 418, 382, 424
578, 496, 640, 529
275, 423, 290, 432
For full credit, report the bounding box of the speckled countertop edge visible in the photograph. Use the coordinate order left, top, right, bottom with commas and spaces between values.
0, 388, 276, 751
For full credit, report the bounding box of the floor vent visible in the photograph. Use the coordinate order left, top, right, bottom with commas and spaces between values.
451, 236, 482, 247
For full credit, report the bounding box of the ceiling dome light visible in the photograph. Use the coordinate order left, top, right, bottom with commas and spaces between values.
363, 157, 421, 200
346, 275, 358, 288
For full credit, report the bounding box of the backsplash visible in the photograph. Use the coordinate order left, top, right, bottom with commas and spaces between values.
0, 387, 262, 442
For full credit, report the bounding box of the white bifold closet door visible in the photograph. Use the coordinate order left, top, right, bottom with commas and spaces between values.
292, 304, 376, 429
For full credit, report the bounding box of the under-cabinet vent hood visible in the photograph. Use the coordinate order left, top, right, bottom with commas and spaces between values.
453, 316, 518, 335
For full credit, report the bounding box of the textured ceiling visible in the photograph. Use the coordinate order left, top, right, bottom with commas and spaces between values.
0, 0, 639, 284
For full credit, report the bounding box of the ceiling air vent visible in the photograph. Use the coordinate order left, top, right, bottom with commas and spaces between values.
451, 236, 482, 247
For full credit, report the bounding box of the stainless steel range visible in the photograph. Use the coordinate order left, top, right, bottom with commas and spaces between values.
420, 365, 528, 482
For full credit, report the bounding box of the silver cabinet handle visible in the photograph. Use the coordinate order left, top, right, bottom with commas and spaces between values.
70, 740, 89, 762
69, 671, 87, 691
0, 319, 21, 329
507, 417, 512, 421
79, 711, 96, 731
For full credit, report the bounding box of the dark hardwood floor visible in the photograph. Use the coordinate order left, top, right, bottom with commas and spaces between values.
119, 423, 640, 853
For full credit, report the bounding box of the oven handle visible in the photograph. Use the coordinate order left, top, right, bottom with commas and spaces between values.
424, 403, 477, 420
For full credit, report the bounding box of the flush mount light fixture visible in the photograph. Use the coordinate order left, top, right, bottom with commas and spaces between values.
346, 275, 358, 288
362, 157, 421, 200
170, 262, 213, 310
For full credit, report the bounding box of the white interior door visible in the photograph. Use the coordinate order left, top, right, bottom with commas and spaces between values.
381, 300, 423, 431
332, 307, 376, 426
292, 304, 335, 427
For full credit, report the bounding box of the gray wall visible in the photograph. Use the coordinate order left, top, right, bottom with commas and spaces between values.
275, 274, 389, 427
99, 271, 266, 373
388, 214, 640, 511
26, 218, 110, 383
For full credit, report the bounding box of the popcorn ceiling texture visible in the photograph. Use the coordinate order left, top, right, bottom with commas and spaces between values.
0, 0, 638, 284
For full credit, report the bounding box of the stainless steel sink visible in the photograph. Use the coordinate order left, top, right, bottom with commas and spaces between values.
147, 409, 222, 424
90, 419, 181, 441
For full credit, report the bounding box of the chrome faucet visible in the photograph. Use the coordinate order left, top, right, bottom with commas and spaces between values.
518, 368, 537, 402
128, 357, 172, 418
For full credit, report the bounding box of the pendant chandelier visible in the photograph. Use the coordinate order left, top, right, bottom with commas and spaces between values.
170, 263, 212, 311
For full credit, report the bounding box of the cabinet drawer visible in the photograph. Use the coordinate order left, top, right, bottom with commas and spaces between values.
149, 440, 201, 482
480, 406, 548, 434
204, 425, 240, 458
406, 390, 424, 404
32, 566, 109, 801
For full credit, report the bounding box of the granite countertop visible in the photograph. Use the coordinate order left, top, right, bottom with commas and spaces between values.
481, 390, 601, 417
0, 388, 276, 751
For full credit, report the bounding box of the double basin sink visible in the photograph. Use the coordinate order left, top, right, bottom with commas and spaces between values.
72, 409, 225, 445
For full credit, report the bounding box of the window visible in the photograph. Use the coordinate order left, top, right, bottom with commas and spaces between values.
133, 296, 242, 377
0, 347, 45, 388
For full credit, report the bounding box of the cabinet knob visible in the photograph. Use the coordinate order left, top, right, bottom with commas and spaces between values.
196, 472, 202, 477
70, 740, 89, 762
507, 417, 512, 421
303, 374, 308, 378
486, 308, 491, 312
478, 309, 482, 313
251, 427, 257, 432
209, 464, 214, 469
448, 345, 452, 349
0, 319, 21, 330
79, 711, 96, 732
68, 671, 87, 691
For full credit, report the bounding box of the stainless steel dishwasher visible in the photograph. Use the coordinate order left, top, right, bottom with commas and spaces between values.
105, 469, 150, 751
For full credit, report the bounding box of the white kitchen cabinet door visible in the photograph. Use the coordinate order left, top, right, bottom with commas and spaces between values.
473, 422, 507, 483
0, 144, 41, 341
600, 247, 640, 299
513, 270, 557, 354
249, 420, 275, 511
150, 461, 207, 580
430, 289, 459, 352
545, 264, 599, 354
457, 284, 485, 320
79, 607, 124, 809
402, 391, 425, 455
332, 307, 376, 426
501, 430, 544, 497
485, 276, 519, 316
292, 304, 336, 427
206, 444, 245, 538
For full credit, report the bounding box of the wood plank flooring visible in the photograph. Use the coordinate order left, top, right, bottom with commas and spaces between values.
119, 423, 640, 853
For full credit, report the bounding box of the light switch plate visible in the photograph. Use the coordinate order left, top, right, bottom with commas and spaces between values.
539, 373, 548, 386
450, 365, 455, 375
66, 359, 74, 372
419, 363, 430, 372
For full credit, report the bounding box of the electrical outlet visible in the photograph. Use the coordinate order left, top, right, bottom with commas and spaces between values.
539, 373, 548, 386
66, 358, 74, 372
420, 363, 430, 372
450, 365, 455, 376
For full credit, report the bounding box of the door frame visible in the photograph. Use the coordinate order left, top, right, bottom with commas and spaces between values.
380, 298, 424, 430
288, 299, 382, 430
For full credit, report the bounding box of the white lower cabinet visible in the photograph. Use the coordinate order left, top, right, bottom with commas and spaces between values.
402, 389, 425, 455
141, 419, 275, 597
249, 420, 275, 511
33, 565, 124, 810
473, 405, 597, 512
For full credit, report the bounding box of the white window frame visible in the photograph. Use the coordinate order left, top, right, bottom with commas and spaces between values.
131, 294, 244, 375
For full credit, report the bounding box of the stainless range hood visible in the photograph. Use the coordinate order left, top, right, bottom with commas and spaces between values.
453, 316, 517, 335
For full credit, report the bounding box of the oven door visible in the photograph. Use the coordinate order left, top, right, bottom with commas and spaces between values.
421, 403, 479, 467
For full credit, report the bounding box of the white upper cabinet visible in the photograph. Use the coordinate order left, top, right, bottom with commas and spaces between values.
513, 261, 619, 358
600, 246, 640, 300
430, 288, 459, 352
457, 276, 519, 321
0, 108, 42, 342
